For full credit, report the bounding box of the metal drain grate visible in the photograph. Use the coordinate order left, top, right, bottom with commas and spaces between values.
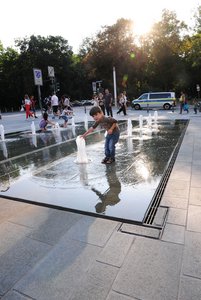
143, 120, 189, 225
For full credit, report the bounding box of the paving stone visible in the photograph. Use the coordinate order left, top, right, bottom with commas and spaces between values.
113, 237, 183, 300
161, 196, 188, 209
64, 215, 119, 246
14, 239, 101, 300
106, 291, 134, 300
178, 276, 201, 300
161, 223, 185, 244
166, 207, 187, 226
170, 161, 191, 181
97, 231, 134, 267
9, 205, 82, 245
152, 206, 168, 227
182, 231, 201, 279
189, 187, 201, 206
0, 198, 29, 224
120, 223, 160, 239
0, 222, 51, 295
162, 179, 190, 199
191, 165, 201, 187
69, 261, 118, 300
187, 205, 201, 233
1, 290, 30, 299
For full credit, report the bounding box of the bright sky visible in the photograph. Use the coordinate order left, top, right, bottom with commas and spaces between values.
1, 0, 200, 53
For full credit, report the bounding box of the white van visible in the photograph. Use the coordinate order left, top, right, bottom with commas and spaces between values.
131, 92, 175, 110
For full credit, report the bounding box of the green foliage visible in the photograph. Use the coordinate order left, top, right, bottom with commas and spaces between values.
1, 5, 201, 110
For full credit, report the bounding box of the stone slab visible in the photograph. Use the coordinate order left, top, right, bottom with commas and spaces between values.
189, 187, 201, 206
161, 196, 188, 209
64, 215, 119, 247
120, 223, 160, 239
113, 237, 183, 300
69, 261, 118, 300
1, 291, 30, 299
97, 231, 134, 267
0, 198, 29, 224
182, 231, 201, 279
106, 291, 133, 300
0, 222, 51, 295
162, 179, 190, 199
178, 276, 201, 300
161, 223, 185, 244
14, 239, 101, 300
166, 207, 187, 226
187, 205, 201, 233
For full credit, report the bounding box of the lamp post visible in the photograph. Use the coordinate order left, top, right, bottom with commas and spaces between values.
113, 67, 117, 107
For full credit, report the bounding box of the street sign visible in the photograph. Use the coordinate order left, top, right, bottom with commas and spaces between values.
48, 66, 55, 78
33, 68, 43, 86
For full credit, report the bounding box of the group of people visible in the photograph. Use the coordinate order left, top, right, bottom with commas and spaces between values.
179, 91, 199, 114
40, 93, 74, 131
22, 94, 38, 119
92, 89, 128, 117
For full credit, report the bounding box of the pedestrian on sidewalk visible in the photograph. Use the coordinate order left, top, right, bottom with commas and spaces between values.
117, 92, 127, 115
103, 89, 113, 117
30, 95, 38, 118
81, 106, 120, 164
24, 94, 34, 119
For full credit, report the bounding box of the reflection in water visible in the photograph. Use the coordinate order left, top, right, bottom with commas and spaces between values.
0, 174, 10, 192
78, 163, 89, 186
92, 165, 121, 213
1, 141, 8, 158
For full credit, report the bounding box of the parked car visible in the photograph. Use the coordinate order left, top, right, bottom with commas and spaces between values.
72, 100, 83, 106
131, 92, 175, 110
80, 100, 93, 106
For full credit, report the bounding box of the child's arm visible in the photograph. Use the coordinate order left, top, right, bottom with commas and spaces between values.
81, 127, 94, 138
107, 122, 117, 134
47, 120, 55, 126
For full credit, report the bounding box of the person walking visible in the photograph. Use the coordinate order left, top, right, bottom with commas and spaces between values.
98, 92, 105, 115
117, 92, 127, 115
104, 89, 113, 117
24, 94, 34, 119
81, 106, 120, 164
51, 93, 59, 119
179, 91, 185, 114
30, 95, 37, 118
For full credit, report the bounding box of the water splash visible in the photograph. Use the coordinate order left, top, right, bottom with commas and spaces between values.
0, 124, 5, 141
84, 114, 88, 130
139, 115, 143, 131
127, 118, 132, 136
75, 136, 89, 163
31, 121, 36, 135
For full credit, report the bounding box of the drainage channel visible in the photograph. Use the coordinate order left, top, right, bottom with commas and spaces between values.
120, 119, 189, 239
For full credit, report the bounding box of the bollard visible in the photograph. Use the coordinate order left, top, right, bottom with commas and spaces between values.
147, 104, 149, 113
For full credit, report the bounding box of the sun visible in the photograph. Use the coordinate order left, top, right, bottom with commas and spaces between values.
131, 18, 155, 37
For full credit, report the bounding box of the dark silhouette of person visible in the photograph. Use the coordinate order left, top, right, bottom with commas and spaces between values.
91, 165, 121, 213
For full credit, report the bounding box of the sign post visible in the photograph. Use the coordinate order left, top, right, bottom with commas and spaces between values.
33, 68, 43, 114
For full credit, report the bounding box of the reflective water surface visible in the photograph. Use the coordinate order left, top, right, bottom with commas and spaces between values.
0, 120, 187, 222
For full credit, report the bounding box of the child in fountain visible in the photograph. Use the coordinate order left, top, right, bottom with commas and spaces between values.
59, 106, 73, 128
81, 106, 120, 164
39, 112, 55, 131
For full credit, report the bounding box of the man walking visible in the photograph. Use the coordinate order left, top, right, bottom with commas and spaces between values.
104, 89, 113, 117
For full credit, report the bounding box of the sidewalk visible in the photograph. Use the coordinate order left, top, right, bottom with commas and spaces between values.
0, 107, 201, 300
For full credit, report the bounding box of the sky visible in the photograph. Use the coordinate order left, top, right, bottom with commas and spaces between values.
1, 0, 200, 53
